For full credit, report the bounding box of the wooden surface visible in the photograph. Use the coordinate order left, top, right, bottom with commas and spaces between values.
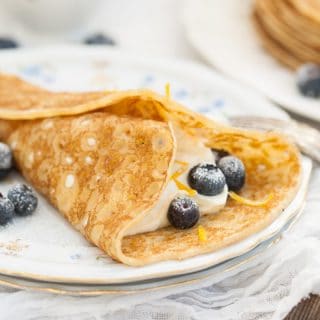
285, 295, 320, 320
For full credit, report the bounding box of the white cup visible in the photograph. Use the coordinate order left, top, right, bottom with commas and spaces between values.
1, 0, 102, 35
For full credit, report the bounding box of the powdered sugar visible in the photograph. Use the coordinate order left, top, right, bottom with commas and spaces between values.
188, 163, 226, 196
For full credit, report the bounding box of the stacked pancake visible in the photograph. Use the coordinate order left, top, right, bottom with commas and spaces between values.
252, 0, 320, 69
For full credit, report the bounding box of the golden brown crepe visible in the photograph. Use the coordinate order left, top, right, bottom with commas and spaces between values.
0, 74, 301, 266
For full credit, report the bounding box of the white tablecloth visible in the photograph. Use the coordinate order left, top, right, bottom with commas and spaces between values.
0, 1, 319, 319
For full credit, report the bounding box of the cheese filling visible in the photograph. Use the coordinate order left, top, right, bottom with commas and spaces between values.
125, 126, 228, 236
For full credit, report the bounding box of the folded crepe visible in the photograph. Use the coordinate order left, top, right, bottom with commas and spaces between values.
0, 74, 301, 266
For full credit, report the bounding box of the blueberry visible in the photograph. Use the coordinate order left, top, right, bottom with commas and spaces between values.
296, 63, 320, 98
218, 156, 245, 191
83, 33, 115, 46
188, 163, 226, 196
0, 193, 14, 226
211, 148, 229, 161
168, 196, 199, 229
0, 37, 19, 49
8, 184, 38, 216
0, 142, 12, 180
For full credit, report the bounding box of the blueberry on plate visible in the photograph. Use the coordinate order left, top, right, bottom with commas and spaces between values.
0, 37, 19, 49
211, 148, 229, 161
168, 195, 199, 229
0, 194, 14, 226
7, 184, 38, 217
83, 33, 115, 46
188, 163, 226, 196
0, 142, 13, 180
218, 155, 245, 191
296, 63, 320, 98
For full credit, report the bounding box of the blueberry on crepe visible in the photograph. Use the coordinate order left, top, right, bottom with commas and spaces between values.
218, 156, 245, 191
188, 163, 226, 196
168, 196, 199, 229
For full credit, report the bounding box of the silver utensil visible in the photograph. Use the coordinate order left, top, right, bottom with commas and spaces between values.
229, 116, 320, 164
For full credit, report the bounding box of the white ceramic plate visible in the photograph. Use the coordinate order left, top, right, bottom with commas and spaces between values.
183, 0, 320, 121
0, 211, 304, 295
0, 46, 311, 284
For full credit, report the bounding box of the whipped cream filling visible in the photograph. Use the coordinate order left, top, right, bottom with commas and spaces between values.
125, 127, 228, 236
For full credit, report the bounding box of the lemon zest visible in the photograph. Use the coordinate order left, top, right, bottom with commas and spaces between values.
165, 83, 171, 99
170, 161, 189, 180
228, 191, 273, 207
173, 178, 197, 197
170, 160, 196, 196
175, 160, 189, 166
198, 225, 207, 243
171, 170, 184, 180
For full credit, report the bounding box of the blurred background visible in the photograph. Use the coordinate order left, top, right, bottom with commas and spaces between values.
0, 0, 198, 59
1, 0, 318, 123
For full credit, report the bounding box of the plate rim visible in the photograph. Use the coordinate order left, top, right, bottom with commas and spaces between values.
0, 207, 305, 296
